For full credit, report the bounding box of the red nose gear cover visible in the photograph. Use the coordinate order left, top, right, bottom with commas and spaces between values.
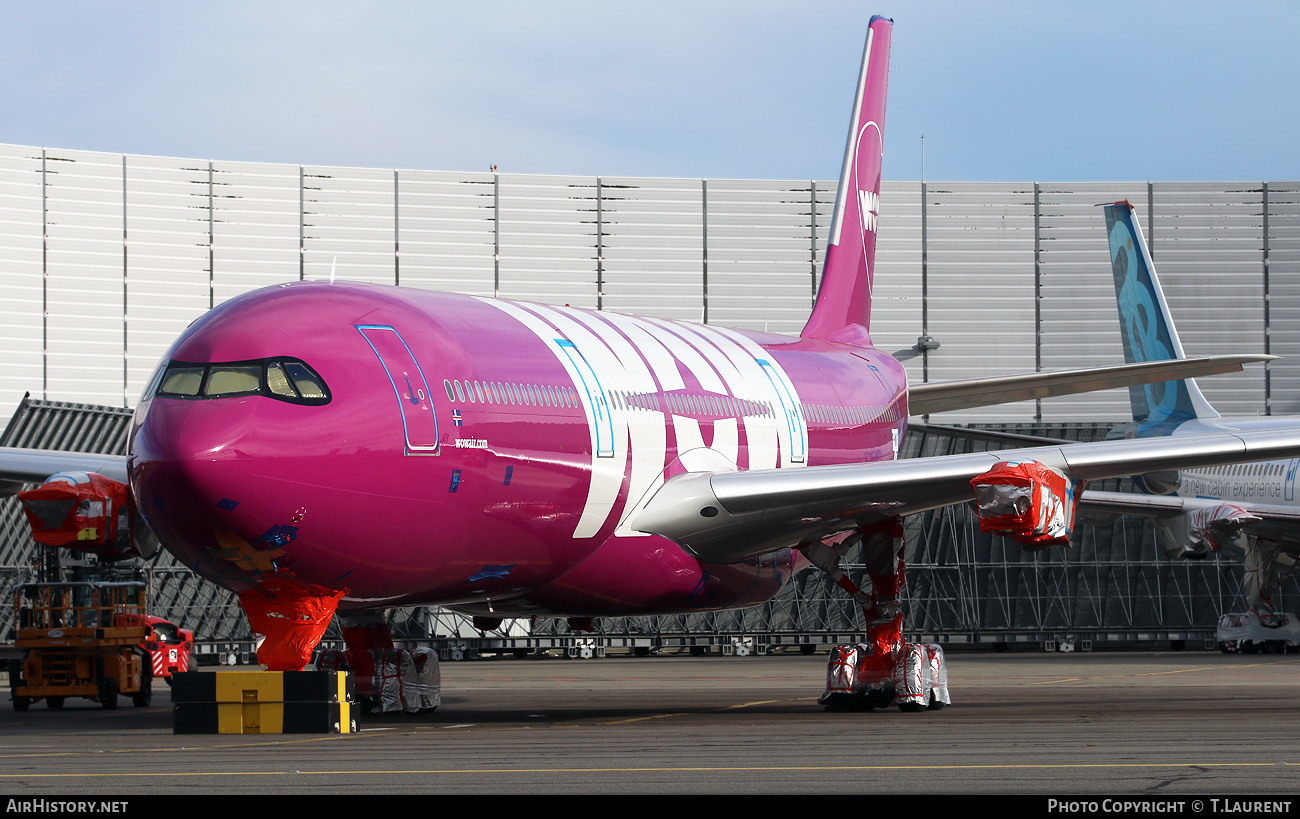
238, 575, 347, 671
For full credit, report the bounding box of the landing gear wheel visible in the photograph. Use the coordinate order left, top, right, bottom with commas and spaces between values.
867, 688, 895, 710
46, 696, 65, 710
99, 677, 119, 710
822, 693, 858, 712
13, 696, 30, 712
898, 701, 922, 713
926, 691, 945, 711
132, 655, 153, 707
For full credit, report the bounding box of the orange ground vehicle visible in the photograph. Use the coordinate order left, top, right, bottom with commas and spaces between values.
9, 581, 152, 711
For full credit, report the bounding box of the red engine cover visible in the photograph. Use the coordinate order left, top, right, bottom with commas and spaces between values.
970, 460, 1081, 548
18, 472, 136, 557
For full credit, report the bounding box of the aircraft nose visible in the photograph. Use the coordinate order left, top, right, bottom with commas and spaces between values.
130, 397, 260, 557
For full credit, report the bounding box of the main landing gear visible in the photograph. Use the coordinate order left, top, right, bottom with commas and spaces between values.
800, 518, 950, 713
316, 610, 440, 714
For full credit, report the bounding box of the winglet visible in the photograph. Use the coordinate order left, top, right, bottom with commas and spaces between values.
1103, 200, 1220, 432
801, 15, 892, 348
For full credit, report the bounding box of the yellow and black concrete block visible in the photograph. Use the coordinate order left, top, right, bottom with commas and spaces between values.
172, 670, 357, 734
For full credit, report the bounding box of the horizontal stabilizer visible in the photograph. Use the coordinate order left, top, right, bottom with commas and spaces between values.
1081, 489, 1300, 549
908, 355, 1273, 417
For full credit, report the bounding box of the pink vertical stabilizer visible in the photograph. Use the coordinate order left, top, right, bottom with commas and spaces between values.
800, 15, 892, 348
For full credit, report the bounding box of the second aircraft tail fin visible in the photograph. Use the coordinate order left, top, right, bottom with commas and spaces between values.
1104, 200, 1219, 435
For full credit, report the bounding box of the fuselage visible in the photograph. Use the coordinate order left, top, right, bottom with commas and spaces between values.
128, 281, 908, 617
1171, 417, 1300, 506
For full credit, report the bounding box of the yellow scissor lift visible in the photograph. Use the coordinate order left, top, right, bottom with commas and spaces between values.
9, 581, 151, 711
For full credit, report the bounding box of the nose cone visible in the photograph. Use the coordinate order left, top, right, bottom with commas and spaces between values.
131, 395, 274, 589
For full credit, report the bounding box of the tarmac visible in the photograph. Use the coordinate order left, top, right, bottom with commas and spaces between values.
3, 649, 1300, 797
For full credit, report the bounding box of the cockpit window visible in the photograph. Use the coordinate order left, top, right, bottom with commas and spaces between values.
266, 362, 297, 397
283, 362, 327, 399
205, 365, 262, 397
159, 366, 204, 397
153, 358, 331, 405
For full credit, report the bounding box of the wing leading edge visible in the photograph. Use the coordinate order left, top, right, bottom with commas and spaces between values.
0, 446, 129, 496
631, 427, 1300, 564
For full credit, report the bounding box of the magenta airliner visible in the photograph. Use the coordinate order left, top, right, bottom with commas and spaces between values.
4, 17, 1299, 701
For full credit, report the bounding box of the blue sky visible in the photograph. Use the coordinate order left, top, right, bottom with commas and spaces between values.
3, 1, 1298, 182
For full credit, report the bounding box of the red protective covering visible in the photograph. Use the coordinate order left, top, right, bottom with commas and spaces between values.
339, 617, 395, 695
238, 575, 347, 671
1188, 503, 1259, 552
970, 460, 1080, 548
857, 518, 906, 682
18, 472, 134, 556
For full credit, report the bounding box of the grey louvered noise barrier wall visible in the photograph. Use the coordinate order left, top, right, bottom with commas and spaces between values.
0, 143, 1295, 428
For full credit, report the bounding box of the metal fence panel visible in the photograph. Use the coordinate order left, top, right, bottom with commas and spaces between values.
871, 180, 923, 366
496, 173, 598, 307
124, 154, 213, 402
0, 145, 45, 421
302, 165, 396, 286
1150, 182, 1266, 417
599, 176, 703, 320
210, 159, 301, 304
921, 182, 1037, 422
43, 149, 126, 407
1036, 181, 1143, 421
396, 169, 496, 296
1269, 182, 1300, 416
705, 178, 818, 335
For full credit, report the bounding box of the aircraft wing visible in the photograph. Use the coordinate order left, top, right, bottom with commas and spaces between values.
631, 427, 1300, 563
908, 355, 1273, 416
1080, 489, 1300, 548
0, 446, 129, 496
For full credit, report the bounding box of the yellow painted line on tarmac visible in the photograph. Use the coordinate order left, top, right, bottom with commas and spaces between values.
1134, 666, 1225, 677
599, 712, 687, 725
1137, 658, 1300, 676
1, 760, 1298, 780
1021, 657, 1300, 685
714, 699, 781, 710
0, 735, 344, 759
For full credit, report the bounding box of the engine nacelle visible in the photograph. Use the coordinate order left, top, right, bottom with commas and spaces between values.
18, 471, 158, 561
970, 460, 1082, 549
1134, 470, 1181, 495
